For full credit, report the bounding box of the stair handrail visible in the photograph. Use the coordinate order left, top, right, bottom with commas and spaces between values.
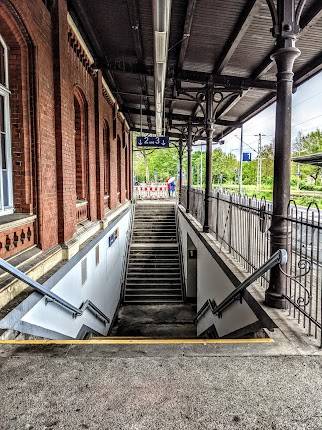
120, 199, 136, 301
175, 203, 186, 300
195, 249, 287, 322
0, 258, 110, 325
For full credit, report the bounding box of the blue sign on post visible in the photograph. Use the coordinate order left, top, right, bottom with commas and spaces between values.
137, 136, 169, 148
242, 152, 252, 162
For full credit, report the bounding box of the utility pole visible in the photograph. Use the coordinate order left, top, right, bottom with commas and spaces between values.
200, 144, 203, 188
255, 133, 265, 192
239, 125, 244, 194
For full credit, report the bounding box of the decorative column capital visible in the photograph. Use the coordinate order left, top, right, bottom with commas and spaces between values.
271, 46, 301, 72
271, 46, 301, 83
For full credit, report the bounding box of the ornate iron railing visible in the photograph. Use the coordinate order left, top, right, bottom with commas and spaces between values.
182, 186, 322, 346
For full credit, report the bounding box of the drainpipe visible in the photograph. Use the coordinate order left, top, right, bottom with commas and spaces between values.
152, 0, 172, 136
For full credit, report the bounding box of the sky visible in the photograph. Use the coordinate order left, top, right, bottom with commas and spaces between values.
194, 71, 322, 160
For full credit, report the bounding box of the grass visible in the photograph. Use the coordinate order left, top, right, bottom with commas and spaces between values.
193, 183, 322, 209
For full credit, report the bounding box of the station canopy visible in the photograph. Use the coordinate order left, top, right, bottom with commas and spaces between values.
293, 153, 322, 166
69, 0, 322, 141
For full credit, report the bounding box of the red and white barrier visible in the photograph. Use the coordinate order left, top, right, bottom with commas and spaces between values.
134, 183, 169, 199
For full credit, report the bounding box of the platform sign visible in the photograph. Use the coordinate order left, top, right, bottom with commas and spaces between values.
137, 136, 169, 148
242, 152, 252, 162
108, 228, 119, 247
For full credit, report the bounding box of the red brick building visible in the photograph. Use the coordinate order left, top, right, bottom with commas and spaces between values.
0, 0, 132, 268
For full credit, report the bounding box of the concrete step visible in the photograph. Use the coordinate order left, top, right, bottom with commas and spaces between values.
134, 220, 175, 224
135, 215, 175, 218
123, 299, 183, 304
134, 225, 176, 228
132, 237, 177, 240
129, 255, 179, 259
126, 277, 181, 284
130, 252, 179, 261
123, 202, 183, 306
125, 284, 182, 289
134, 220, 175, 223
132, 241, 177, 244
127, 275, 181, 281
128, 262, 180, 267
135, 207, 175, 215
133, 229, 176, 233
126, 289, 182, 295
133, 233, 176, 237
128, 267, 180, 273
133, 234, 177, 243
128, 266, 180, 277
129, 259, 180, 264
135, 212, 175, 215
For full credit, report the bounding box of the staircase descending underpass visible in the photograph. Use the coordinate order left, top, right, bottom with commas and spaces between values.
111, 201, 196, 338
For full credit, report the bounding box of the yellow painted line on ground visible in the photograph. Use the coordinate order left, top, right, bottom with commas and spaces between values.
0, 338, 274, 345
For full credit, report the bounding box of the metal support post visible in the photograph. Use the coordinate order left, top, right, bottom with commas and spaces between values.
178, 139, 183, 205
203, 81, 214, 233
186, 118, 192, 213
265, 0, 302, 309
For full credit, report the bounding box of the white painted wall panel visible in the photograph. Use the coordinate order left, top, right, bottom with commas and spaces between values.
21, 210, 131, 338
178, 211, 258, 337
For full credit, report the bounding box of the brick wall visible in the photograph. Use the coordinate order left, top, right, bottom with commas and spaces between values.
0, 0, 132, 258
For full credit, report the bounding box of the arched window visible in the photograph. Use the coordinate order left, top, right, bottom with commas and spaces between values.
125, 141, 129, 199
0, 35, 13, 213
117, 136, 121, 202
103, 120, 111, 208
74, 90, 89, 203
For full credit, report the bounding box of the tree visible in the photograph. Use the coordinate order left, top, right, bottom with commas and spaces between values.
294, 129, 322, 185
133, 143, 180, 183
192, 150, 205, 187
260, 143, 274, 185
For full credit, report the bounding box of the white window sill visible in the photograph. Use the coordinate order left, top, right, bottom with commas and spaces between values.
0, 213, 36, 232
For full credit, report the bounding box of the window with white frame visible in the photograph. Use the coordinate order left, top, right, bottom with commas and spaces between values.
0, 35, 13, 214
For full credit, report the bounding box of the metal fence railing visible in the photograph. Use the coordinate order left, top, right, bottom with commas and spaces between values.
181, 186, 322, 346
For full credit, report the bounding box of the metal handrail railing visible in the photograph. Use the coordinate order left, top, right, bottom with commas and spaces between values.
0, 258, 110, 325
175, 203, 186, 300
195, 249, 288, 322
120, 199, 136, 301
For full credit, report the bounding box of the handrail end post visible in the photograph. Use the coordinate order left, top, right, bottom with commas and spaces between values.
279, 249, 288, 266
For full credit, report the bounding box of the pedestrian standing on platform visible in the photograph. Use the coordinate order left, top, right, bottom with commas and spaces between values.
170, 181, 176, 197
166, 178, 171, 197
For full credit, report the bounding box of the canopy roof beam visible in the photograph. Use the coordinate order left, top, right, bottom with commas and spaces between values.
177, 0, 197, 70
213, 0, 260, 75
127, 107, 241, 127
215, 0, 322, 120
126, 0, 152, 130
